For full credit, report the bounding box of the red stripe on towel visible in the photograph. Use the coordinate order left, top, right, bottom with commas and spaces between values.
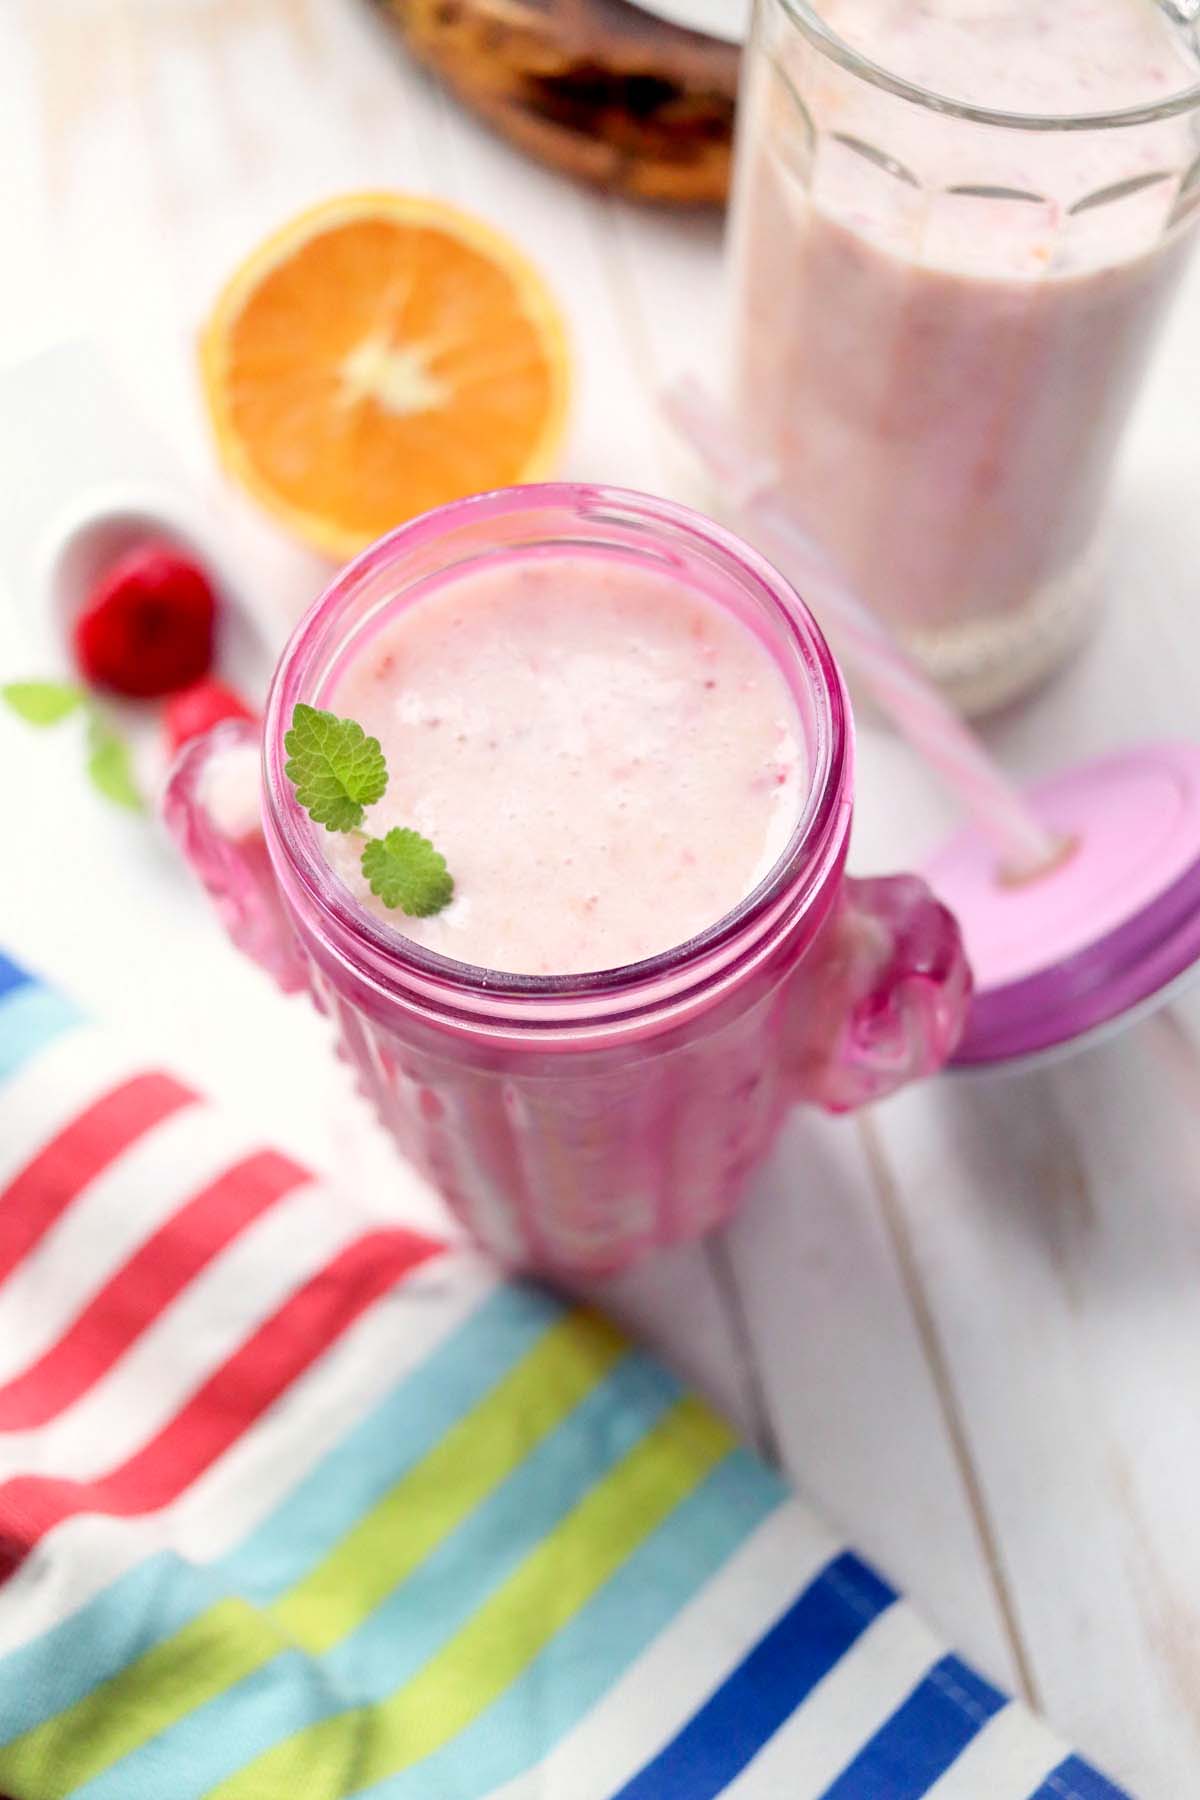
0, 1227, 444, 1577
0, 1074, 198, 1285
0, 1149, 312, 1430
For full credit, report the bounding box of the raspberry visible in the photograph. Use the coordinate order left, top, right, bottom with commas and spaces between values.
164, 678, 258, 757
73, 541, 217, 698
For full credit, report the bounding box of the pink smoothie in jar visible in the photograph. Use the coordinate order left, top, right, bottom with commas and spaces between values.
728, 0, 1200, 713
322, 552, 805, 975
168, 486, 970, 1275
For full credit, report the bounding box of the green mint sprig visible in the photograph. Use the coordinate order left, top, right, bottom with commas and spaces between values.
284, 703, 454, 919
283, 702, 387, 832
4, 680, 84, 726
361, 828, 453, 918
2, 680, 143, 812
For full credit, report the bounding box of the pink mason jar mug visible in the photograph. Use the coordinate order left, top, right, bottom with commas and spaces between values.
167, 486, 970, 1276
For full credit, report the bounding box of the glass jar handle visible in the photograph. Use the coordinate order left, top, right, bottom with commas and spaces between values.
162, 721, 309, 995
796, 873, 972, 1112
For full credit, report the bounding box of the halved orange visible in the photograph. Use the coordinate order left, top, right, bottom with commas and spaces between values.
200, 193, 570, 560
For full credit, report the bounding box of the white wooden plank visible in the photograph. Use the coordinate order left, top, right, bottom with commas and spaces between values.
609, 202, 726, 395
606, 202, 735, 518
852, 228, 1200, 1797
869, 1025, 1200, 1796
725, 1108, 1025, 1696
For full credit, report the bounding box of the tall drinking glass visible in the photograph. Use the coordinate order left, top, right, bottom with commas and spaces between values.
727, 0, 1200, 712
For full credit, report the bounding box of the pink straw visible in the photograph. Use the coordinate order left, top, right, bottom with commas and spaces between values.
663, 380, 1062, 879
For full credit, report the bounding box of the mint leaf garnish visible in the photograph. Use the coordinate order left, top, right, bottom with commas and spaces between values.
86, 719, 143, 812
285, 701, 454, 912
362, 828, 454, 918
284, 702, 388, 832
3, 681, 84, 726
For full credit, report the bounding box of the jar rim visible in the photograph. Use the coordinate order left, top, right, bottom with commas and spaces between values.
262, 483, 852, 1024
773, 0, 1200, 132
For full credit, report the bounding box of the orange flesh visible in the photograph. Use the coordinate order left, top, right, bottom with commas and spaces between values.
207, 208, 566, 550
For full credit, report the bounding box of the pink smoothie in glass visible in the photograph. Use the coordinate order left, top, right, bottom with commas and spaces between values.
729, 0, 1200, 711
322, 549, 806, 974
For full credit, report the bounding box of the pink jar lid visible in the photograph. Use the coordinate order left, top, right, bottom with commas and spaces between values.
925, 742, 1200, 1069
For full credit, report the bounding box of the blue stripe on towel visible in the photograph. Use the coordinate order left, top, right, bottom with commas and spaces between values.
612, 1551, 895, 1800
819, 1653, 1007, 1798
1030, 1755, 1131, 1800
0, 953, 30, 1003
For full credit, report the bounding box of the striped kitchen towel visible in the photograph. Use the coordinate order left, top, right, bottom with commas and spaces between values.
0, 951, 1127, 1800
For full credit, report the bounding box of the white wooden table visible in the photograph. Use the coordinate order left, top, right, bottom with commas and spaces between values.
3, 4, 1200, 1793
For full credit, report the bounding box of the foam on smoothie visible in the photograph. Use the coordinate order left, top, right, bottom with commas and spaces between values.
824, 0, 1197, 122
320, 551, 806, 975
797, 0, 1200, 275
